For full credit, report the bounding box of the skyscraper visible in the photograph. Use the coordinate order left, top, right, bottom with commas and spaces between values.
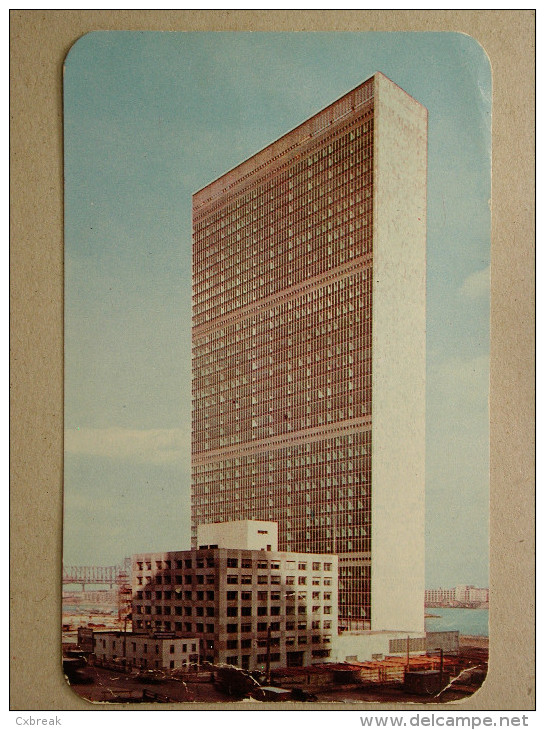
192, 72, 427, 634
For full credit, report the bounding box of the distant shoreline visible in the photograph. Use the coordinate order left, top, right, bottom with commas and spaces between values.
425, 604, 489, 610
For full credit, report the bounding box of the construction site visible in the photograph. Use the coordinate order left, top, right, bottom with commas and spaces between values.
64, 632, 488, 705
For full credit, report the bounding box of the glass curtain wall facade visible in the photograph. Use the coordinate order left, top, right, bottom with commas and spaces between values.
192, 74, 426, 628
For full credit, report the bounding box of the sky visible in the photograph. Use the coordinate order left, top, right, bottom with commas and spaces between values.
63, 32, 491, 589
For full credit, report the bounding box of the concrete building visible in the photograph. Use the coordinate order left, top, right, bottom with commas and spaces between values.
131, 521, 338, 671
425, 588, 457, 605
425, 586, 489, 607
191, 72, 427, 633
92, 631, 199, 671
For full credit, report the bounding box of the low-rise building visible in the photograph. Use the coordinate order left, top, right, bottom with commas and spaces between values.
92, 631, 199, 671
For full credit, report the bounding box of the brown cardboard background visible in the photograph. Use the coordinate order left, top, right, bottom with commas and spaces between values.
10, 10, 535, 711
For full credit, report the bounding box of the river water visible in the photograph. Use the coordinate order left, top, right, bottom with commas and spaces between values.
425, 607, 489, 637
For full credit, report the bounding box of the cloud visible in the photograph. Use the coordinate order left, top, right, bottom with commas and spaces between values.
459, 265, 490, 300
65, 427, 190, 464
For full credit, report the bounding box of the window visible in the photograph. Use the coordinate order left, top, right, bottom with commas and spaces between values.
298, 576, 307, 585
241, 559, 252, 568
227, 639, 238, 649
257, 561, 268, 569
324, 563, 332, 571
227, 606, 238, 617
257, 575, 268, 584
241, 592, 252, 600
257, 622, 268, 632
312, 562, 321, 571
324, 606, 332, 614
241, 606, 252, 616
298, 562, 307, 571
226, 624, 238, 633
257, 606, 267, 616
170, 645, 175, 654
227, 591, 238, 601
227, 575, 239, 584
227, 558, 238, 568
241, 575, 252, 584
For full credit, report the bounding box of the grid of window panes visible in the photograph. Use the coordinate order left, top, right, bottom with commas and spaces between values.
131, 549, 338, 667
339, 562, 372, 626
193, 116, 373, 329
192, 270, 371, 451
192, 105, 375, 624
192, 433, 372, 623
193, 431, 370, 551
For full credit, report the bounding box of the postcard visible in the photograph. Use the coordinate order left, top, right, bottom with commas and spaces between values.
62, 31, 491, 705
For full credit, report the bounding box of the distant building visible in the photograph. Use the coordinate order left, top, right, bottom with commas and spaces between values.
131, 521, 338, 671
191, 72, 427, 634
425, 586, 489, 607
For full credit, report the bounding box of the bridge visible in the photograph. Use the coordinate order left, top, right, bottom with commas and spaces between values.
63, 559, 131, 591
